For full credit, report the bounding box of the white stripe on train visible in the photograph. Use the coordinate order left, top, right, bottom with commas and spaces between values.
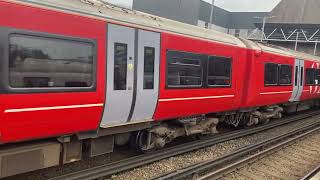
4, 103, 104, 113
158, 95, 235, 102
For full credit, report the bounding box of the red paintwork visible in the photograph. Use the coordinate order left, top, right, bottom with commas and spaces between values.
0, 1, 106, 143
243, 51, 295, 107
1, 1, 320, 145
153, 33, 248, 120
301, 60, 320, 101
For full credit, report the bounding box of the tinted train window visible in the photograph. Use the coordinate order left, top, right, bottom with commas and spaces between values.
316, 69, 320, 85
167, 54, 202, 87
144, 47, 155, 89
306, 68, 316, 85
9, 34, 94, 88
114, 43, 128, 90
207, 56, 232, 86
264, 63, 278, 85
279, 65, 292, 85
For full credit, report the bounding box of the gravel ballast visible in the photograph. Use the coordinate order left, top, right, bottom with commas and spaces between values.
110, 117, 320, 180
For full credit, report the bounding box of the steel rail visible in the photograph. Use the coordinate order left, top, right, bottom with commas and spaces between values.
156, 119, 320, 180
301, 164, 320, 180
49, 110, 320, 180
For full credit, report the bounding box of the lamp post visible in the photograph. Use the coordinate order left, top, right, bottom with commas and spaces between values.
209, 0, 215, 29
295, 32, 299, 51
254, 16, 276, 42
314, 40, 318, 55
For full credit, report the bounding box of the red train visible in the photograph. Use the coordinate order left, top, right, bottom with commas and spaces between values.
1, 0, 320, 177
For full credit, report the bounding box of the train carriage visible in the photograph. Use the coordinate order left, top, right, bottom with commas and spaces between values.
242, 40, 320, 113
0, 0, 320, 178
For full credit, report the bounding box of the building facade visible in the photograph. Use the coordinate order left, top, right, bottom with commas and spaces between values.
133, 0, 200, 25
197, 1, 267, 38
131, 0, 266, 38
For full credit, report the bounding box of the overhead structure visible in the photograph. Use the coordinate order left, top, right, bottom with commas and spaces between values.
248, 0, 320, 55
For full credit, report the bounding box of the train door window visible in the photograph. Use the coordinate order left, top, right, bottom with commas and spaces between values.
316, 69, 320, 85
143, 47, 155, 89
167, 51, 202, 88
295, 66, 299, 86
279, 65, 292, 85
305, 68, 316, 85
9, 34, 94, 89
264, 63, 278, 86
207, 56, 232, 87
114, 43, 128, 90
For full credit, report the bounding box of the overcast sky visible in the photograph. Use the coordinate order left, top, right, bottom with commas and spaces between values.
203, 0, 281, 12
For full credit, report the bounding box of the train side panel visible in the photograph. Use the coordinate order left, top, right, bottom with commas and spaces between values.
154, 33, 247, 120
243, 51, 295, 108
0, 1, 106, 143
300, 60, 320, 101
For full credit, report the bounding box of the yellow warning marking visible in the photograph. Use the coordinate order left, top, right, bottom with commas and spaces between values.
128, 64, 134, 70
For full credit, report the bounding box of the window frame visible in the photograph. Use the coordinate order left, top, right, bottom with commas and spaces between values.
113, 42, 128, 91
316, 69, 320, 86
305, 68, 316, 85
143, 46, 155, 90
278, 64, 293, 86
207, 55, 233, 88
264, 62, 279, 86
0, 27, 97, 94
166, 50, 205, 89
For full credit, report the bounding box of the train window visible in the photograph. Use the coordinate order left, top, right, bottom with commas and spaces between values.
295, 66, 298, 86
114, 43, 128, 90
143, 47, 155, 89
9, 34, 94, 88
207, 56, 232, 87
167, 53, 202, 87
279, 65, 292, 85
316, 69, 320, 85
264, 63, 278, 86
306, 68, 316, 85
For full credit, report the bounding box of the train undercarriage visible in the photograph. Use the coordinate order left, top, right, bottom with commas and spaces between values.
1, 100, 319, 178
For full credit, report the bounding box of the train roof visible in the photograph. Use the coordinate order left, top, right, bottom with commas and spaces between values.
240, 38, 320, 62
11, 0, 320, 62
14, 0, 246, 47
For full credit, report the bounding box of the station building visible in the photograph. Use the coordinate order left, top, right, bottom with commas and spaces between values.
132, 0, 266, 38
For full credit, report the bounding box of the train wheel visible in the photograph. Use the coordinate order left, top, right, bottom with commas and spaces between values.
133, 130, 157, 153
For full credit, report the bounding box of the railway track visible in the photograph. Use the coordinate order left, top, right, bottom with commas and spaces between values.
301, 164, 320, 180
155, 116, 320, 180
45, 110, 320, 180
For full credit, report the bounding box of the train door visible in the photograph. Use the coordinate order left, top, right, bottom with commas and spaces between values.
290, 59, 304, 102
101, 24, 160, 127
130, 30, 160, 122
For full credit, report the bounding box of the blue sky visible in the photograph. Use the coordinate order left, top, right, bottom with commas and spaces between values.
203, 0, 281, 12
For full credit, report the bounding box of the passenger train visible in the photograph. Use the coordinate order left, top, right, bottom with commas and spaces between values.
0, 0, 320, 177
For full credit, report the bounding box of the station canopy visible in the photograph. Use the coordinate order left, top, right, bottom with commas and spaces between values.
251, 0, 320, 43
